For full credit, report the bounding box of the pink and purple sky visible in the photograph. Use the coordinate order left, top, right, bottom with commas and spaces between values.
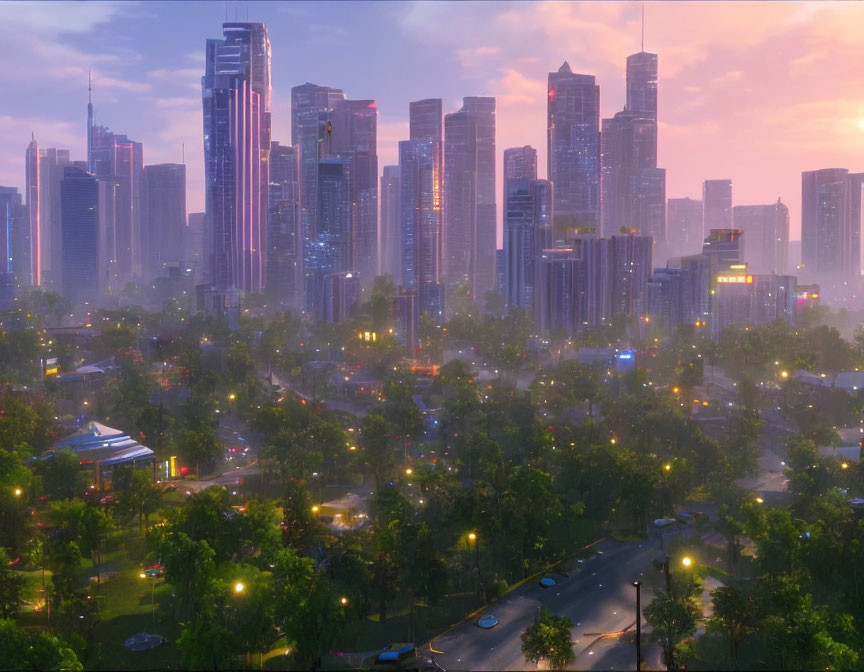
3, 1, 864, 243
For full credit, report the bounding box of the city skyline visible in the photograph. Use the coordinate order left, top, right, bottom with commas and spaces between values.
4, 1, 864, 245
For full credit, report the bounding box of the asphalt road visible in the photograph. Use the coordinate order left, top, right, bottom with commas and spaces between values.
428, 534, 682, 671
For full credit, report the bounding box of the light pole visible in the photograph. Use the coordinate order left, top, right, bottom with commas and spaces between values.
468, 532, 480, 604
633, 581, 642, 671
139, 572, 155, 625
14, 487, 22, 515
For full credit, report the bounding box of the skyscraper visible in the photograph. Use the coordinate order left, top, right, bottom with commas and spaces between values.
666, 197, 703, 258
444, 96, 496, 300
185, 212, 206, 283
600, 51, 664, 246
504, 146, 538, 183
330, 99, 378, 284
504, 177, 551, 314
408, 98, 443, 291
203, 22, 272, 294
316, 158, 352, 276
399, 139, 442, 317
548, 63, 600, 238
703, 179, 733, 234
25, 136, 40, 286
380, 166, 400, 281
38, 148, 84, 289
0, 187, 25, 279
607, 234, 654, 319
801, 168, 863, 281
733, 199, 789, 275
60, 167, 99, 304
291, 83, 345, 280
267, 142, 302, 307
142, 163, 186, 282
538, 248, 578, 332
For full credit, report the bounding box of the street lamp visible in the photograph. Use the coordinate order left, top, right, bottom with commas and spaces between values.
681, 556, 692, 568
340, 596, 348, 606
234, 581, 245, 594
841, 462, 849, 470
755, 497, 764, 504
139, 572, 155, 625
311, 505, 319, 514
633, 581, 642, 671
405, 468, 413, 476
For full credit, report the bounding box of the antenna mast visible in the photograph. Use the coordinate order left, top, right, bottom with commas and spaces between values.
641, 4, 645, 52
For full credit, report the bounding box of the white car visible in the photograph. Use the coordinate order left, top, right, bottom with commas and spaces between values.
653, 518, 677, 528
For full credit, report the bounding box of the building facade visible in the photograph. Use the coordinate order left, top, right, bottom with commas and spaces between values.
60, 167, 100, 304
703, 179, 733, 234
733, 199, 789, 275
142, 163, 186, 283
380, 166, 400, 281
266, 142, 302, 307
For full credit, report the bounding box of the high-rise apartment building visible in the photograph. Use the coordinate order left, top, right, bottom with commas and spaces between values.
38, 148, 85, 289
316, 158, 352, 276
380, 166, 400, 281
801, 168, 864, 281
703, 179, 733, 234
733, 199, 789, 275
0, 187, 26, 280
548, 63, 600, 237
444, 97, 496, 299
203, 22, 271, 293
142, 163, 186, 282
185, 212, 206, 283
60, 167, 100, 304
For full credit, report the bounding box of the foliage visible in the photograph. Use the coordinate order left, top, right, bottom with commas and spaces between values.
520, 607, 575, 670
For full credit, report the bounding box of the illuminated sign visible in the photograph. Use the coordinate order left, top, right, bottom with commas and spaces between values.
716, 275, 753, 284
357, 331, 377, 343
44, 357, 59, 377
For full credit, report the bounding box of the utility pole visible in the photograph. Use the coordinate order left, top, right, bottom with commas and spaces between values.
633, 581, 642, 671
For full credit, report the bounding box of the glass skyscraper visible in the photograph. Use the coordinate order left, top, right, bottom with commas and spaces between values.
142, 163, 186, 283
202, 22, 272, 294
399, 139, 442, 318
266, 142, 302, 307
547, 63, 600, 238
444, 97, 496, 300
25, 136, 40, 286
733, 199, 789, 275
703, 179, 733, 234
60, 167, 100, 304
380, 166, 400, 281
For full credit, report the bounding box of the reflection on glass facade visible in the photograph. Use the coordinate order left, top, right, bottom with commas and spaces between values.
203, 22, 271, 293
547, 63, 600, 237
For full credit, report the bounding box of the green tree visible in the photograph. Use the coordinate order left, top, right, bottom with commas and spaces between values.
41, 450, 82, 500
707, 585, 757, 661
359, 412, 396, 489
520, 607, 575, 670
0, 618, 81, 671
0, 547, 25, 618
644, 590, 700, 670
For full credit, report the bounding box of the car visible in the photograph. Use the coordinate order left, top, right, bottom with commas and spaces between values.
539, 577, 556, 588
476, 615, 500, 629
654, 518, 677, 528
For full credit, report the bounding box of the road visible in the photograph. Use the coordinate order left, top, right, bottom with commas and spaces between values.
428, 531, 697, 671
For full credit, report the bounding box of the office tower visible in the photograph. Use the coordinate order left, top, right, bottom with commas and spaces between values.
399, 139, 442, 317
185, 212, 206, 283
38, 148, 83, 289
504, 169, 552, 314
267, 142, 302, 307
142, 164, 186, 282
203, 22, 272, 294
703, 179, 733, 234
291, 83, 345, 270
646, 267, 683, 334
607, 234, 653, 318
316, 158, 352, 275
801, 168, 864, 280
504, 146, 538, 183
601, 50, 664, 245
380, 166, 400, 280
548, 63, 600, 237
25, 136, 40, 286
681, 254, 711, 326
495, 249, 505, 300
60, 167, 99, 304
702, 228, 743, 267
574, 237, 611, 327
329, 98, 378, 284
0, 188, 26, 280
711, 264, 754, 338
733, 199, 789, 275
444, 96, 496, 299
538, 248, 577, 331
751, 274, 796, 325
88, 81, 144, 292
667, 197, 703, 258
393, 290, 419, 353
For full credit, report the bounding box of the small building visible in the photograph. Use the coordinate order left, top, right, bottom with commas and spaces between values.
43, 421, 155, 489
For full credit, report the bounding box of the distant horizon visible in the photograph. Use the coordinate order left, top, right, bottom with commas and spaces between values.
2, 1, 864, 244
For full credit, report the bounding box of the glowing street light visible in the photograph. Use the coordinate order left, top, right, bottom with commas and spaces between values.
841, 462, 849, 470
340, 596, 348, 606
664, 464, 672, 472
468, 532, 477, 542
780, 371, 789, 379
405, 468, 413, 476
311, 505, 319, 514
228, 393, 236, 401
234, 581, 245, 594
755, 497, 764, 504
681, 556, 692, 568
14, 488, 22, 497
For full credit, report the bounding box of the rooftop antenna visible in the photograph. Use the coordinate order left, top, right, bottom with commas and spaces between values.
641, 4, 645, 52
